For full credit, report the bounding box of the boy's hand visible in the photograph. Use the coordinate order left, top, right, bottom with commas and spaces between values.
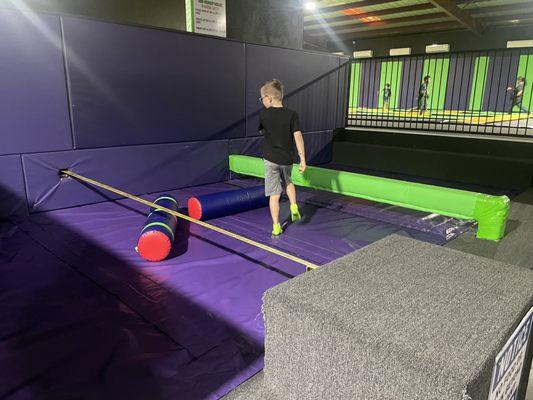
299, 161, 307, 173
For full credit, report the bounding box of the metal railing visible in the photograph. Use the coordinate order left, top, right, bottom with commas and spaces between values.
345, 48, 533, 137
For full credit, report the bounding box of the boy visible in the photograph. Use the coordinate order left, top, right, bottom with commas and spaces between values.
382, 83, 391, 110
259, 79, 306, 236
507, 76, 530, 114
418, 75, 431, 116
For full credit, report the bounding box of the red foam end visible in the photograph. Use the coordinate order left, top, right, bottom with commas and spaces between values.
188, 197, 203, 220
137, 230, 172, 262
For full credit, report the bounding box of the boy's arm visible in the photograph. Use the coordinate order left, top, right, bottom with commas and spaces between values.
293, 131, 306, 173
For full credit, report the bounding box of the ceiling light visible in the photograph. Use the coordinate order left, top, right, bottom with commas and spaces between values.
304, 2, 317, 11
510, 19, 520, 24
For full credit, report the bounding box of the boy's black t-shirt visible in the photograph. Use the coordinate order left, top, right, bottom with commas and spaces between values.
514, 82, 524, 100
419, 82, 428, 98
259, 107, 301, 166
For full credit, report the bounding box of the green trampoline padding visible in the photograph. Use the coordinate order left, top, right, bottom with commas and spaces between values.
229, 155, 510, 241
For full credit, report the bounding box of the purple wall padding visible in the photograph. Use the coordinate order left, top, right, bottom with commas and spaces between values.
444, 54, 474, 111
483, 52, 520, 112
302, 130, 333, 164
22, 141, 228, 212
245, 45, 340, 137
0, 155, 26, 218
399, 58, 424, 110
0, 10, 71, 156
62, 17, 246, 149
229, 131, 333, 165
359, 59, 381, 109
228, 137, 262, 159
336, 57, 351, 127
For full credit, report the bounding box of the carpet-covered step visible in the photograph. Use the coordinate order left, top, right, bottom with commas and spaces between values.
225, 235, 533, 400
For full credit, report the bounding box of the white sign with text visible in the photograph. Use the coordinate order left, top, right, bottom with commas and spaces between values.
192, 0, 226, 38
488, 307, 533, 400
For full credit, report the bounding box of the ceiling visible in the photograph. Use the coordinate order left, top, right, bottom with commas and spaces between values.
303, 0, 533, 41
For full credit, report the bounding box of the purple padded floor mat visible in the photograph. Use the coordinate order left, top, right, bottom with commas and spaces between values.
1, 222, 198, 400
4, 180, 473, 399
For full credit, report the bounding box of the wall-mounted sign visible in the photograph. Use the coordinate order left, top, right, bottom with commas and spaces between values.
488, 307, 533, 400
186, 0, 226, 38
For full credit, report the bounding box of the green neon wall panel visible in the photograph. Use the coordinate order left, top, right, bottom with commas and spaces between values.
422, 58, 450, 110
229, 155, 510, 241
185, 0, 194, 32
469, 56, 489, 111
349, 62, 361, 109
517, 54, 533, 111
378, 60, 403, 109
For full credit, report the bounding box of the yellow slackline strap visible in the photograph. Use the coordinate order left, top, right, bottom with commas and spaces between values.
61, 170, 319, 271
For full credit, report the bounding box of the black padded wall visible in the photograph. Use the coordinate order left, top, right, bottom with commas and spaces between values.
226, 0, 304, 50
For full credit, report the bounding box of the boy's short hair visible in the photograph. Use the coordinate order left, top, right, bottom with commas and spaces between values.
262, 79, 284, 100
424, 75, 431, 82
517, 76, 525, 83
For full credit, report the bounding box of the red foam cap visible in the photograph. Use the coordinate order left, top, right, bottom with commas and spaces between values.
137, 230, 172, 262
187, 197, 203, 220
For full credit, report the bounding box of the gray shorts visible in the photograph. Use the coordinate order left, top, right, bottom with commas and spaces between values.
264, 159, 292, 197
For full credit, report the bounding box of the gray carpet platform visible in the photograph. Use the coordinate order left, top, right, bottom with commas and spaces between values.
224, 235, 533, 400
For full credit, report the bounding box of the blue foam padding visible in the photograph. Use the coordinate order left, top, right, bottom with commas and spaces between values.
192, 186, 268, 220
141, 195, 178, 242
0, 9, 71, 155
0, 155, 27, 218
22, 140, 229, 213
443, 55, 474, 111
245, 44, 342, 137
398, 59, 424, 110
62, 17, 245, 148
483, 53, 521, 112
359, 60, 381, 109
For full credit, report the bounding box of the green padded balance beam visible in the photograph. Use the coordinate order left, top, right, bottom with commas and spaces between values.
229, 155, 510, 241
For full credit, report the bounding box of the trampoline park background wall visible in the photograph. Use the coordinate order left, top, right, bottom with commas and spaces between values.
0, 8, 348, 220
347, 48, 533, 136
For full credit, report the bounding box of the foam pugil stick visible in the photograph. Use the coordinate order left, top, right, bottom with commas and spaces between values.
137, 195, 178, 262
188, 186, 268, 221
